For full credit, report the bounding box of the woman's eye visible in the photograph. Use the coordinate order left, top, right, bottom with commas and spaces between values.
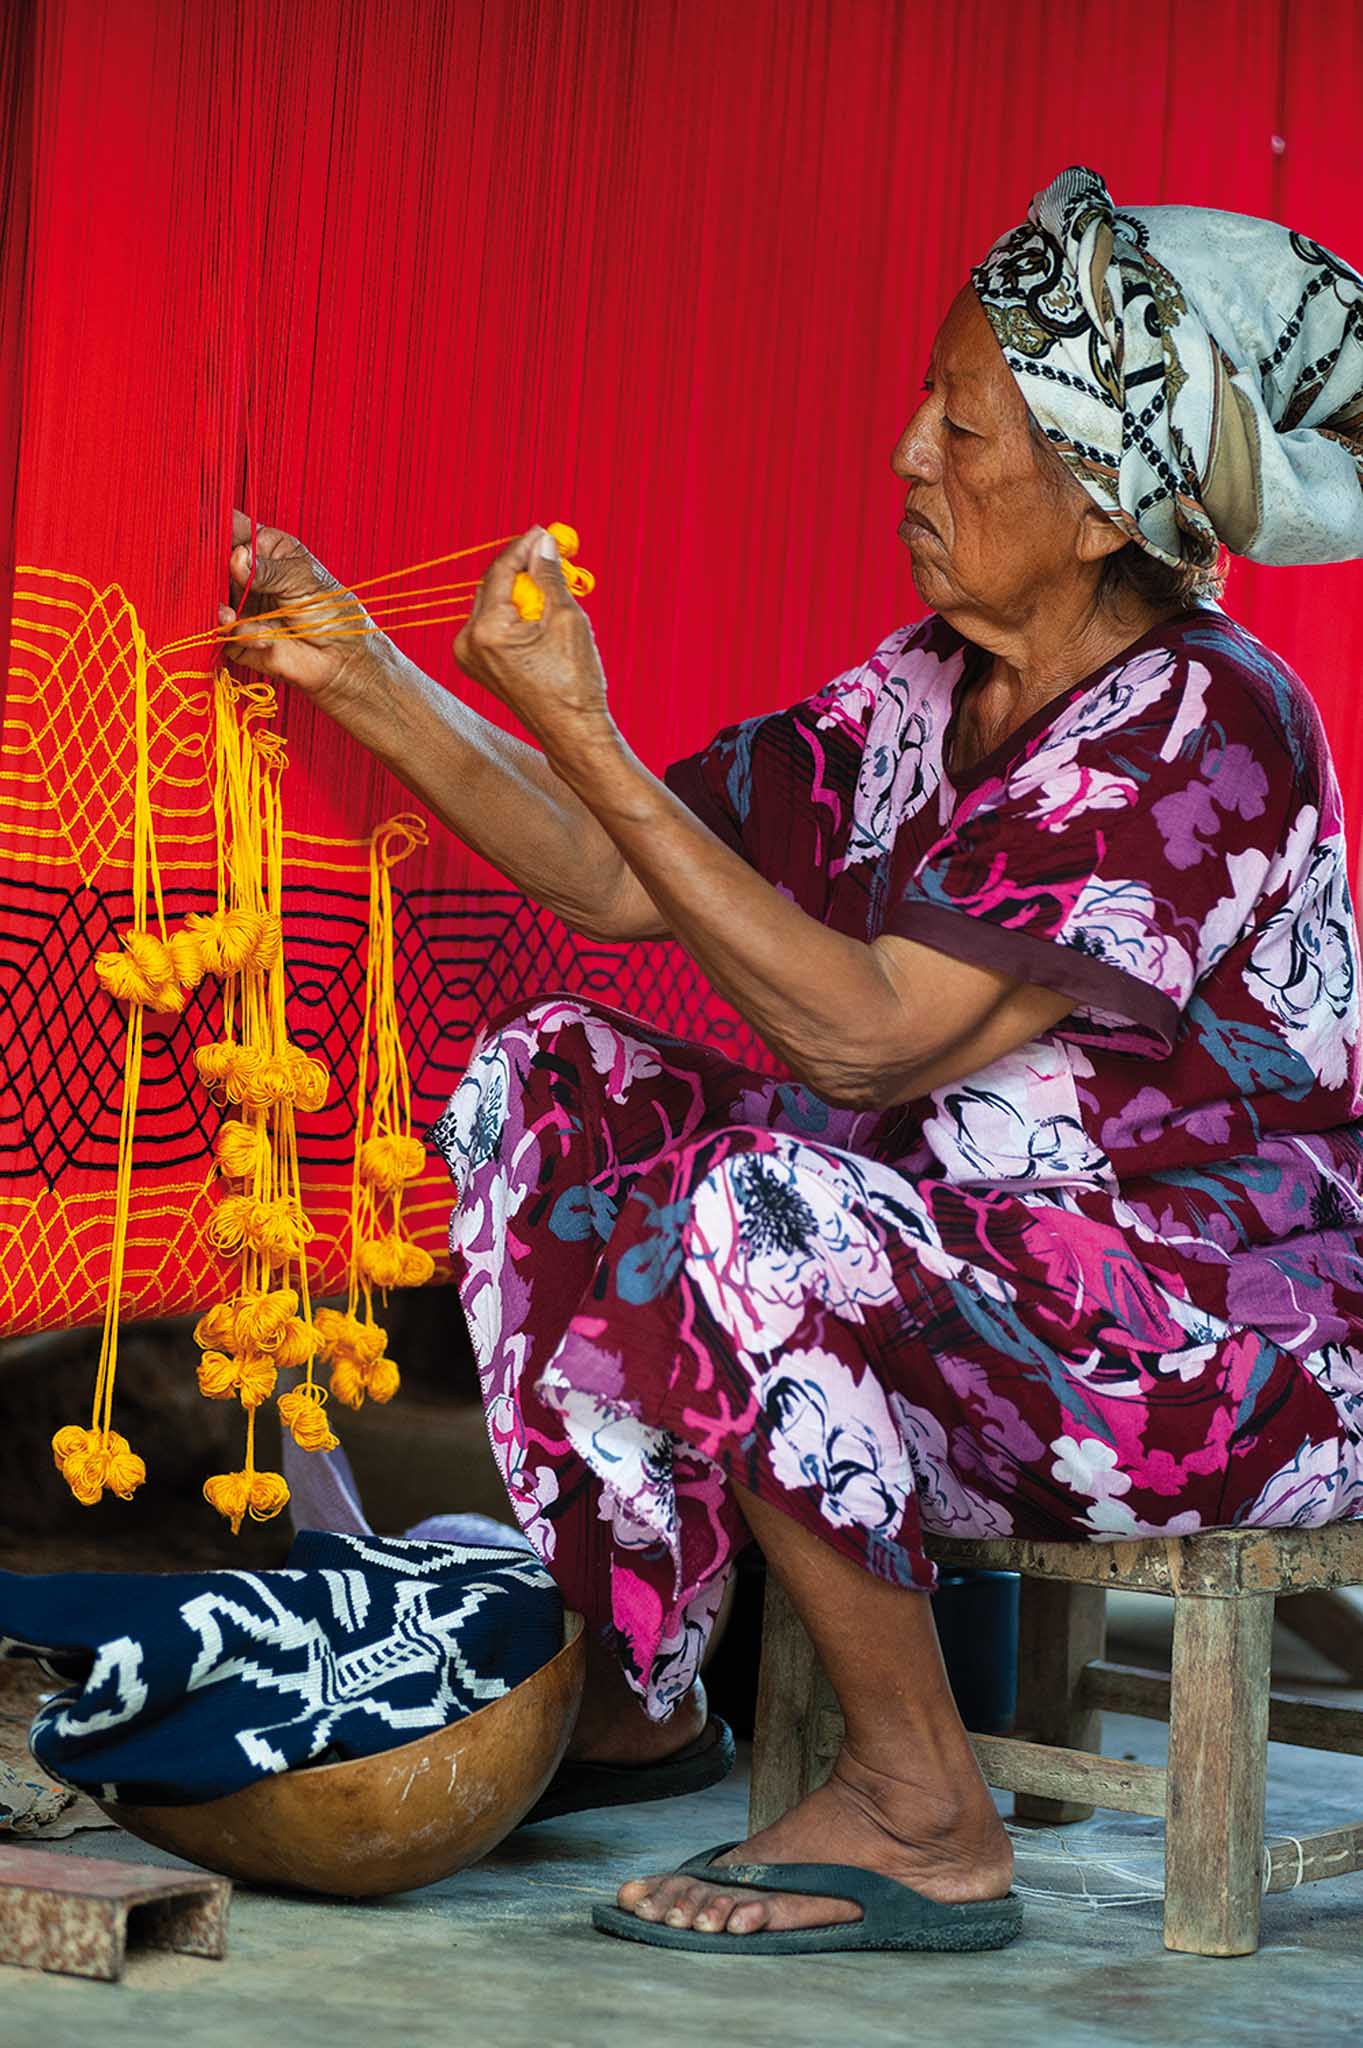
921, 378, 972, 434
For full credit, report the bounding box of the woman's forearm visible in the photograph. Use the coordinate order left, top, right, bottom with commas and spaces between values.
320, 640, 667, 942
551, 725, 925, 1102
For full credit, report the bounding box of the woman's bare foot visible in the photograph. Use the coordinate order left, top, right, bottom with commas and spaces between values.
614, 1745, 1013, 1936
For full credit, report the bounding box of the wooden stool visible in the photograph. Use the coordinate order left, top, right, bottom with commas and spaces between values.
749, 1523, 1363, 1957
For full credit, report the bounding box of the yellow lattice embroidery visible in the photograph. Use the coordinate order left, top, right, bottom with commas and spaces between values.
1, 570, 215, 883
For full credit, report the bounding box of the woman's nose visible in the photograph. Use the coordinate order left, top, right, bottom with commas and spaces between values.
891, 407, 940, 484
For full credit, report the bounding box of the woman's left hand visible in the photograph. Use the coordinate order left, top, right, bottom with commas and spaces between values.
455, 527, 614, 762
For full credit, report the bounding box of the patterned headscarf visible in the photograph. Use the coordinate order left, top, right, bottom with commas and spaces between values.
971, 166, 1363, 568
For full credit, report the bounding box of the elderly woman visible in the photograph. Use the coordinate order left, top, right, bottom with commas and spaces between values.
224, 167, 1363, 1955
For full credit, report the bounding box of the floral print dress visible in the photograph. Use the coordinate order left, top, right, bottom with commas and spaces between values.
432, 609, 1363, 1717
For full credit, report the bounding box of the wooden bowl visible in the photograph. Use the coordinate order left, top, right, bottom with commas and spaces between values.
98, 1611, 585, 1897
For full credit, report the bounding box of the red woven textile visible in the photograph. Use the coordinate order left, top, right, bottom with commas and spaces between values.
2, 0, 1360, 1335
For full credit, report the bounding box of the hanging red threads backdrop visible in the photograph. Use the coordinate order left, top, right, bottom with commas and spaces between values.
2, 0, 1361, 1336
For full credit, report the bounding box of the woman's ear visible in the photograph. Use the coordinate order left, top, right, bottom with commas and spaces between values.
1075, 500, 1130, 565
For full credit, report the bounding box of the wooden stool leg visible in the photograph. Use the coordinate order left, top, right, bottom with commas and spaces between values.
1164, 1590, 1273, 1957
748, 1576, 841, 1834
1013, 1578, 1106, 1824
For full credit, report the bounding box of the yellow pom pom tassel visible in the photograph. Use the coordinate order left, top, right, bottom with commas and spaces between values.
328, 1356, 369, 1410
206, 1042, 329, 1113
286, 1047, 331, 1112
203, 1466, 290, 1537
213, 1120, 269, 1181
195, 1350, 277, 1409
165, 926, 209, 991
172, 907, 282, 980
367, 1356, 401, 1405
192, 1300, 237, 1351
278, 1387, 339, 1453
328, 1352, 398, 1410
231, 1286, 300, 1353
104, 1442, 147, 1500
94, 930, 185, 1012
236, 1354, 278, 1409
224, 1047, 293, 1110
196, 1350, 240, 1399
316, 1301, 395, 1412
51, 1425, 146, 1507
358, 1134, 427, 1194
357, 1233, 436, 1290
202, 1193, 256, 1255
219, 907, 282, 973
272, 1316, 321, 1371
205, 1194, 313, 1263
194, 1039, 239, 1094
315, 1306, 387, 1365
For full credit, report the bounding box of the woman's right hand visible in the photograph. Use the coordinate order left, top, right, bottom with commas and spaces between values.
219, 509, 385, 704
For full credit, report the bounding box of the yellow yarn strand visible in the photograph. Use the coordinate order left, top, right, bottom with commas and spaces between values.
317, 813, 432, 1413
195, 669, 330, 1523
53, 608, 159, 1507
157, 520, 592, 658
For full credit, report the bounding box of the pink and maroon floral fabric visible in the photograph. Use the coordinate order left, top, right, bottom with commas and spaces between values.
432, 610, 1363, 1717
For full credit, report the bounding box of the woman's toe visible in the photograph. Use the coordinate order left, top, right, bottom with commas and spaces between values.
618, 1874, 674, 1918
619, 1873, 700, 1921
614, 1867, 861, 1935
662, 1882, 711, 1927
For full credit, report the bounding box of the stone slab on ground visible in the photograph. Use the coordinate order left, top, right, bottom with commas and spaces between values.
0, 1843, 230, 1982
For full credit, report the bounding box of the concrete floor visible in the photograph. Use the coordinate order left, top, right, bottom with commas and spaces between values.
4, 1705, 1362, 2048
8, 1368, 1361, 2042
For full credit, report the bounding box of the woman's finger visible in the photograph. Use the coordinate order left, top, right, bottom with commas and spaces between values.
219, 619, 271, 673
472, 530, 533, 611
232, 508, 292, 559
531, 524, 570, 607
229, 515, 285, 604
219, 603, 270, 648
479, 527, 542, 619
229, 543, 253, 603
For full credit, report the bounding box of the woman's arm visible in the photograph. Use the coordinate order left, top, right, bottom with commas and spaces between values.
307, 637, 671, 942
456, 530, 1074, 1108
220, 516, 667, 944
550, 725, 1071, 1104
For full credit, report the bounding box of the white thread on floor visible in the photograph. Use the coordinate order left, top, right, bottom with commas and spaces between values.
1004, 1819, 1165, 1911
1011, 1820, 1344, 1910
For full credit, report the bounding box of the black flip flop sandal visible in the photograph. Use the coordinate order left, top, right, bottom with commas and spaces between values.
591, 1839, 1023, 1954
518, 1717, 736, 1828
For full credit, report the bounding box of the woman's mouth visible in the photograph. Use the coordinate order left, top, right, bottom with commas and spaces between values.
899, 509, 938, 545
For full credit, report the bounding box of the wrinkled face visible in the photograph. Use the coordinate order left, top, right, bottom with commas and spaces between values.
891, 286, 1096, 630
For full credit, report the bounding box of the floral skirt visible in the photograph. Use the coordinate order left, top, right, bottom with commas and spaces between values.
431, 997, 1357, 1718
